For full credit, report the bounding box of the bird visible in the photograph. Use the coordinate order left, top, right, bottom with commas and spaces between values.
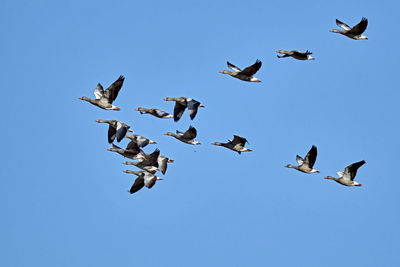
123, 154, 173, 175
123, 170, 163, 194
79, 75, 125, 110
276, 50, 315, 60
157, 155, 174, 175
124, 134, 156, 148
164, 125, 201, 145
211, 135, 252, 154
330, 17, 368, 40
122, 161, 160, 174
163, 97, 204, 122
284, 145, 320, 173
107, 140, 141, 159
324, 160, 366, 186
95, 119, 133, 143
135, 107, 173, 119
219, 60, 262, 82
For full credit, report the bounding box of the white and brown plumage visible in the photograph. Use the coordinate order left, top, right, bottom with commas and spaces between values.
95, 119, 133, 143
163, 97, 204, 122
276, 50, 315, 60
79, 75, 125, 110
123, 170, 163, 195
325, 160, 366, 186
211, 135, 252, 154
164, 125, 201, 145
123, 153, 173, 175
285, 145, 319, 173
107, 140, 141, 159
219, 60, 262, 82
124, 134, 156, 148
330, 18, 368, 40
135, 107, 173, 119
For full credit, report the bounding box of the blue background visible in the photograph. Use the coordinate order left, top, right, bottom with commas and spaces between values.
1, 0, 399, 266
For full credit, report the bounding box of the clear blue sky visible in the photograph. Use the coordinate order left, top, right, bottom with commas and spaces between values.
1, 0, 399, 266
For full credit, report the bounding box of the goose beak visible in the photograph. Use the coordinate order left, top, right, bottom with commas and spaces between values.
163, 98, 168, 101
324, 176, 329, 179
200, 104, 205, 108
113, 107, 120, 111
246, 149, 252, 151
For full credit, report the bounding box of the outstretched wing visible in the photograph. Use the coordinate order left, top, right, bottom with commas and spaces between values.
343, 160, 366, 180
349, 17, 368, 35
187, 99, 201, 120
304, 145, 317, 168
126, 140, 140, 155
173, 102, 187, 122
104, 75, 125, 103
232, 135, 247, 146
336, 19, 352, 31
130, 177, 145, 194
296, 155, 304, 166
240, 60, 262, 76
116, 121, 128, 142
182, 126, 197, 140
227, 61, 242, 72
94, 83, 104, 99
107, 123, 117, 143
146, 148, 160, 167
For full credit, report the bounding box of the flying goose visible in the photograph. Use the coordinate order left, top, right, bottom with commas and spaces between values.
124, 134, 156, 148
330, 18, 368, 40
123, 154, 173, 175
163, 97, 204, 122
122, 161, 160, 174
219, 60, 262, 82
276, 50, 315, 60
211, 135, 252, 154
325, 160, 366, 186
285, 145, 319, 173
107, 140, 141, 159
135, 107, 173, 119
79, 75, 125, 110
123, 170, 163, 194
95, 119, 133, 143
164, 125, 201, 145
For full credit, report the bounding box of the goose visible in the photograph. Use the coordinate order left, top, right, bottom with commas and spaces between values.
164, 125, 201, 145
123, 170, 163, 194
219, 60, 262, 82
135, 107, 173, 119
124, 134, 156, 148
285, 145, 319, 173
163, 97, 204, 122
211, 135, 252, 154
330, 18, 368, 40
79, 75, 125, 110
325, 160, 366, 186
276, 50, 315, 60
122, 161, 160, 174
107, 140, 141, 159
95, 119, 133, 143
157, 155, 174, 175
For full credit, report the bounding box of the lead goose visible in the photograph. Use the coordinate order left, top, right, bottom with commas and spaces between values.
123, 170, 163, 195
135, 107, 173, 119
325, 160, 366, 186
107, 140, 141, 159
163, 97, 204, 122
276, 50, 315, 60
285, 145, 319, 173
219, 60, 262, 82
164, 126, 201, 145
211, 135, 252, 154
330, 18, 368, 40
95, 119, 133, 143
79, 75, 125, 110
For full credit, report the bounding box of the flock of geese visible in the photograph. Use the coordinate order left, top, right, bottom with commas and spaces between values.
79, 18, 369, 194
